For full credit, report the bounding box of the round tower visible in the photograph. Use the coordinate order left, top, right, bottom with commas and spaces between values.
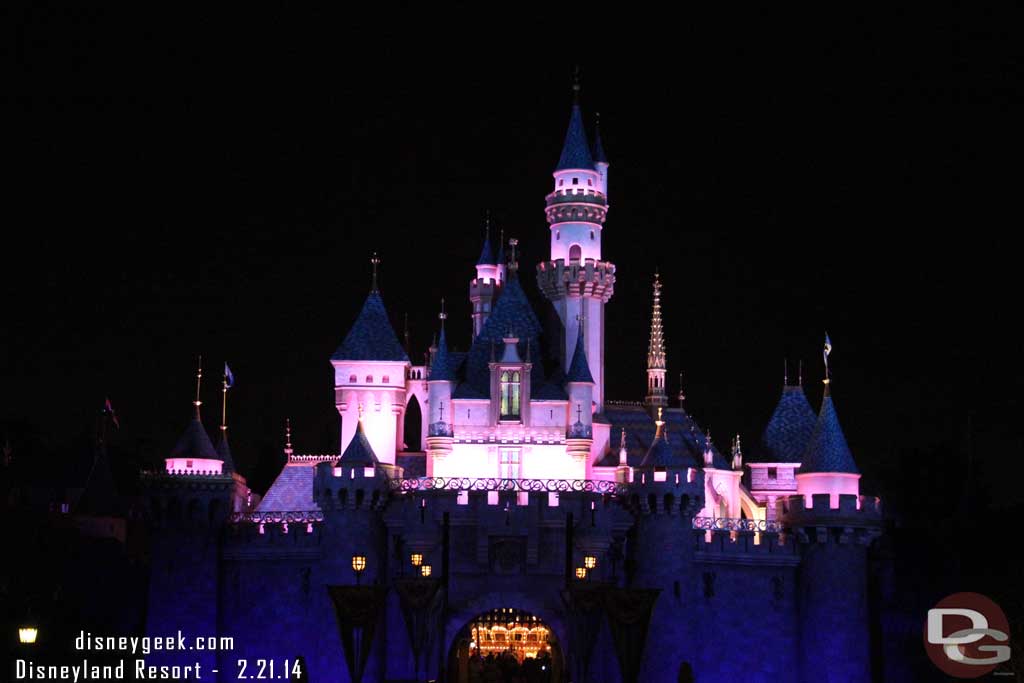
426, 305, 454, 476
469, 215, 505, 338
565, 319, 595, 464
536, 82, 615, 410
628, 414, 705, 683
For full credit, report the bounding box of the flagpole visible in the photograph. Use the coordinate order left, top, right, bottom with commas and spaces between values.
221, 373, 228, 433
194, 355, 204, 416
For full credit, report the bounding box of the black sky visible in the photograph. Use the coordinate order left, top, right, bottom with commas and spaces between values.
5, 8, 1020, 506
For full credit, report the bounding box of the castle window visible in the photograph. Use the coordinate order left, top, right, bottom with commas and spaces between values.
500, 370, 521, 419
767, 467, 778, 480
569, 245, 582, 265
499, 447, 521, 479
556, 230, 560, 240
590, 230, 595, 240
572, 177, 578, 185
587, 178, 592, 186
559, 179, 564, 187
382, 375, 389, 384
366, 375, 373, 383
349, 374, 357, 383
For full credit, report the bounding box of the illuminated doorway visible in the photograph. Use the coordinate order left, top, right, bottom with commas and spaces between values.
447, 608, 563, 682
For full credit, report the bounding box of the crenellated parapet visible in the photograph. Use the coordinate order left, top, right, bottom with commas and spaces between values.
544, 187, 608, 225
778, 493, 882, 545
313, 460, 399, 512
140, 470, 234, 529
536, 258, 616, 302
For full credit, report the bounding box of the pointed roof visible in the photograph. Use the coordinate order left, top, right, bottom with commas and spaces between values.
337, 420, 380, 466
800, 384, 859, 474
647, 274, 665, 370
751, 385, 817, 463
331, 291, 410, 362
555, 103, 594, 171
170, 413, 219, 460
216, 428, 235, 472
639, 423, 695, 469
477, 235, 496, 266
566, 322, 594, 383
430, 324, 455, 382
592, 114, 608, 164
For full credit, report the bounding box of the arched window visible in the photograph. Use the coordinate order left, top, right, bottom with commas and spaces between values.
349, 374, 357, 383
365, 375, 373, 383
499, 370, 521, 419
569, 244, 582, 265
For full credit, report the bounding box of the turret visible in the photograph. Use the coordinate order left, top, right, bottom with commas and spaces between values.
644, 273, 668, 411
628, 411, 704, 682
469, 215, 505, 337
536, 80, 615, 410
796, 378, 861, 507
426, 304, 454, 475
330, 254, 411, 465
565, 318, 594, 462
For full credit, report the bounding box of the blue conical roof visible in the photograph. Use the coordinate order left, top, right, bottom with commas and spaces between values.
216, 428, 235, 472
477, 235, 495, 265
566, 324, 594, 384
171, 414, 219, 461
639, 425, 695, 469
430, 325, 455, 382
555, 104, 594, 171
332, 291, 410, 362
800, 388, 858, 474
337, 420, 380, 466
752, 386, 817, 463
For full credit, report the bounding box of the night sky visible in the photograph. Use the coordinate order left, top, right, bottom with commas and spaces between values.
6, 9, 1019, 509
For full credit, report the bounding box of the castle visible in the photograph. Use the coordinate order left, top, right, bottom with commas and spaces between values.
142, 86, 883, 683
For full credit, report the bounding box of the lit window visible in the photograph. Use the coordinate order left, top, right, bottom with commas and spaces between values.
500, 370, 521, 419
500, 448, 521, 479
767, 468, 778, 480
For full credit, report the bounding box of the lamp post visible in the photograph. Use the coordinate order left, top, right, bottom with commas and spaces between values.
575, 567, 587, 580
584, 555, 597, 570
420, 564, 432, 577
410, 553, 423, 568
351, 554, 367, 585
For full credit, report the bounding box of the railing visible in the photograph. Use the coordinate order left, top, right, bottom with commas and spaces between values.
567, 423, 593, 439
230, 510, 324, 524
692, 517, 783, 533
389, 477, 629, 495
428, 421, 453, 437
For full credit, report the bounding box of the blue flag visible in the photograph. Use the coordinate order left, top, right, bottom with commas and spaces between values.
823, 333, 833, 376
224, 363, 235, 388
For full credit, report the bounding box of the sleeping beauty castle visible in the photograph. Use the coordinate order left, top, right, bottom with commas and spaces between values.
141, 85, 884, 683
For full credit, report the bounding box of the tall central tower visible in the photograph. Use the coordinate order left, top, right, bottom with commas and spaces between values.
536, 83, 615, 410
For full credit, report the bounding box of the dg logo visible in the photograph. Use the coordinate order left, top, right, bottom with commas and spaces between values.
925, 592, 1011, 678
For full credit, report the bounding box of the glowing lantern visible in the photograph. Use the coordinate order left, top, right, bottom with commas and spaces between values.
575, 567, 587, 579
351, 555, 367, 584
19, 627, 38, 644
584, 555, 597, 569
410, 553, 423, 567
420, 565, 433, 577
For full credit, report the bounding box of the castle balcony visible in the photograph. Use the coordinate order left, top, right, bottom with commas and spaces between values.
544, 187, 608, 207
536, 257, 616, 302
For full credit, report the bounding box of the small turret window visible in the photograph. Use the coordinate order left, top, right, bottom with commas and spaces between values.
366, 375, 373, 383
587, 178, 592, 186
500, 370, 521, 419
569, 245, 582, 265
767, 468, 778, 480
572, 177, 579, 185
559, 179, 564, 187
382, 375, 389, 384
349, 374, 357, 383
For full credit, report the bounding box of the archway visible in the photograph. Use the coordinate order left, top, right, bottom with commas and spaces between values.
403, 394, 423, 451
447, 608, 564, 683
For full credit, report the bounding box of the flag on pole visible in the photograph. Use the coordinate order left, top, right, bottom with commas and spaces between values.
823, 333, 833, 376
104, 397, 120, 429
224, 363, 235, 389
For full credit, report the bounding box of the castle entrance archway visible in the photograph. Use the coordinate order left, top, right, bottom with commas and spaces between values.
447, 608, 564, 683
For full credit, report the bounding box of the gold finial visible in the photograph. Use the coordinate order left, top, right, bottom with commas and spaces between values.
439, 297, 447, 322
370, 252, 381, 292
357, 403, 364, 421
656, 406, 664, 424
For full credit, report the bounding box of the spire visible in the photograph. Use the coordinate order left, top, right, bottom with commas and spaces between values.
495, 227, 505, 268
731, 434, 743, 470
592, 112, 608, 164
370, 252, 381, 293
284, 418, 293, 458
566, 315, 594, 383
332, 271, 410, 363
555, 74, 594, 171
640, 409, 694, 469
216, 363, 234, 471
477, 211, 496, 265
677, 372, 686, 407
800, 381, 858, 474
337, 417, 380, 467
647, 274, 665, 370
619, 429, 628, 466
431, 300, 455, 382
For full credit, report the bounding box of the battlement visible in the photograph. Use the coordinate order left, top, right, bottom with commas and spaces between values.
693, 528, 800, 566
779, 493, 882, 518
778, 494, 883, 547
287, 454, 338, 464
223, 514, 323, 559
536, 258, 616, 302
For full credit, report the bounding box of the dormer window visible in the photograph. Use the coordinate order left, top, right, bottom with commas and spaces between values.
499, 370, 521, 419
